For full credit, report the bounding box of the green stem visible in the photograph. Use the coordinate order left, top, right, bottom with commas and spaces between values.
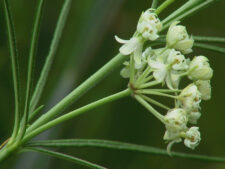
27, 53, 128, 133
137, 89, 177, 99
29, 105, 45, 120
155, 0, 177, 15
149, 89, 181, 93
135, 67, 152, 86
129, 54, 135, 84
0, 142, 19, 163
151, 0, 159, 9
135, 95, 165, 123
140, 94, 170, 110
141, 75, 154, 84
24, 89, 130, 143
139, 81, 160, 89
3, 0, 21, 143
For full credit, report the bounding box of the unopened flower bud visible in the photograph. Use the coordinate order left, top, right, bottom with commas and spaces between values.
166, 21, 194, 54
188, 111, 201, 124
188, 56, 213, 81
137, 9, 162, 41
179, 84, 201, 112
195, 80, 211, 100
164, 108, 188, 133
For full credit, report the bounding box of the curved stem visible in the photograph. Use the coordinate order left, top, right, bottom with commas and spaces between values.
137, 89, 178, 99
3, 0, 21, 143
135, 95, 165, 123
139, 81, 160, 89
140, 94, 170, 110
23, 89, 131, 143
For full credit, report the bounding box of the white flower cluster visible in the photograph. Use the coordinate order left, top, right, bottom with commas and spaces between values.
115, 9, 213, 152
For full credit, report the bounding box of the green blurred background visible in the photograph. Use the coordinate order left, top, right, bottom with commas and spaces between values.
0, 0, 225, 168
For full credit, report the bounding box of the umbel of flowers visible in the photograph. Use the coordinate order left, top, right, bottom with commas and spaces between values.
115, 8, 213, 152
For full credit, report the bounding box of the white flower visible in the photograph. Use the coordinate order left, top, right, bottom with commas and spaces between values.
148, 49, 188, 89
137, 9, 162, 41
165, 49, 189, 89
148, 58, 167, 82
164, 108, 188, 133
165, 72, 181, 90
184, 127, 201, 149
195, 80, 211, 100
166, 21, 194, 54
188, 56, 213, 81
142, 47, 154, 61
167, 49, 188, 71
188, 110, 201, 124
115, 36, 144, 69
179, 84, 201, 112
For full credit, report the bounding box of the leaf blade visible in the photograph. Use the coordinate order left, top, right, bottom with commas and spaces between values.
29, 0, 72, 113
18, 0, 45, 140
27, 139, 225, 163
24, 147, 107, 169
162, 0, 222, 31
3, 0, 21, 141
194, 43, 225, 54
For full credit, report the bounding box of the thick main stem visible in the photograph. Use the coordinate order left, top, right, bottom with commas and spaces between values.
27, 53, 127, 133
0, 89, 130, 163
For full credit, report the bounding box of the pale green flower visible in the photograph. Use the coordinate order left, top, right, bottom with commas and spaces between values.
184, 127, 201, 149
137, 9, 162, 41
167, 49, 188, 71
195, 80, 211, 100
115, 36, 144, 69
179, 84, 201, 112
188, 56, 213, 81
188, 110, 201, 124
164, 108, 188, 133
166, 21, 194, 54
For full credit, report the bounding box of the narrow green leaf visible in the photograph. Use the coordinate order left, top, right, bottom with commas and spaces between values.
18, 0, 45, 140
30, 0, 72, 113
151, 0, 159, 9
155, 0, 177, 15
27, 139, 225, 163
162, 0, 222, 31
24, 147, 107, 169
24, 89, 130, 142
193, 36, 225, 43
3, 0, 21, 141
157, 35, 225, 43
194, 43, 225, 54
26, 0, 45, 121
29, 105, 45, 121
162, 0, 204, 27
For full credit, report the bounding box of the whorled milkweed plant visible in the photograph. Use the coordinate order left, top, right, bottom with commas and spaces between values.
0, 0, 225, 168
